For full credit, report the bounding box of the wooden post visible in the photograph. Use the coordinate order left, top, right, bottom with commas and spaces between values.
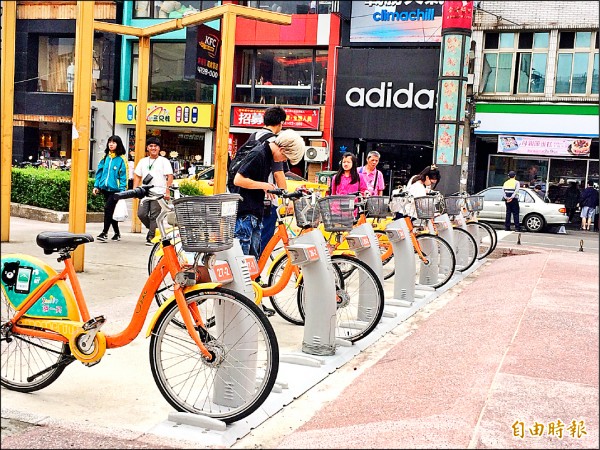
1, 1, 17, 242
69, 1, 96, 271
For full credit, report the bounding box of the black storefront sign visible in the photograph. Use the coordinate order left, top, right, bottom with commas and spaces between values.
195, 23, 221, 85
333, 47, 440, 143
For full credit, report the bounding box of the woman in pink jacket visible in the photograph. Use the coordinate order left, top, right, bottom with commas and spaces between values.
330, 152, 368, 196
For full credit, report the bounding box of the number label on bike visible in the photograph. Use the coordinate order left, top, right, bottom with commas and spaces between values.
210, 261, 234, 283
307, 246, 319, 261
244, 256, 260, 277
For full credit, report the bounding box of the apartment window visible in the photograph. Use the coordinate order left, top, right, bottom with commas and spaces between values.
133, 1, 218, 19
37, 36, 107, 98
556, 31, 599, 95
481, 32, 549, 95
244, 1, 333, 14
235, 48, 328, 105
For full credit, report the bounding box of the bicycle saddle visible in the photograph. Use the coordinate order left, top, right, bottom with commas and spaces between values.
36, 231, 95, 255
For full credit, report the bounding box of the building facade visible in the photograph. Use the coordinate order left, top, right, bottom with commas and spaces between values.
10, 1, 119, 170
470, 1, 599, 199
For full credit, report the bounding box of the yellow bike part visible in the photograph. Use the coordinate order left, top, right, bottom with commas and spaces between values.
251, 281, 263, 306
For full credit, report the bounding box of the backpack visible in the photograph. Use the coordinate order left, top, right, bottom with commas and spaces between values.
227, 131, 275, 193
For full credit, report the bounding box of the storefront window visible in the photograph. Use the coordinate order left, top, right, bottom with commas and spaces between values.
133, 1, 218, 19
547, 158, 588, 202
37, 36, 109, 98
488, 156, 548, 191
130, 42, 214, 102
244, 1, 333, 14
235, 48, 328, 105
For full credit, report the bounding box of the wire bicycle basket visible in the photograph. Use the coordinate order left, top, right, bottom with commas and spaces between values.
172, 194, 241, 253
293, 195, 321, 229
317, 195, 356, 232
365, 196, 391, 218
414, 196, 438, 219
465, 195, 484, 212
444, 196, 464, 216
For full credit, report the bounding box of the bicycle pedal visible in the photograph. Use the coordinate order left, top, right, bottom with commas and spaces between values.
82, 315, 106, 331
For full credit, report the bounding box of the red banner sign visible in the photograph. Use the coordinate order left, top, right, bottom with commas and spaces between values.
442, 1, 473, 30
231, 106, 320, 131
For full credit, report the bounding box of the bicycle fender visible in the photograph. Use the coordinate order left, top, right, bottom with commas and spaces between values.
145, 283, 221, 337
1, 254, 80, 321
266, 251, 287, 276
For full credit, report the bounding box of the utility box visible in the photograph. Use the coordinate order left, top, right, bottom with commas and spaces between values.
315, 171, 337, 190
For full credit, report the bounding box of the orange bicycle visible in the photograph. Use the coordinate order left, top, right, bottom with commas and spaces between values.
1, 187, 279, 423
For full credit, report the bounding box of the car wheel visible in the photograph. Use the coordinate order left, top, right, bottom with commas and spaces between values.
524, 213, 545, 233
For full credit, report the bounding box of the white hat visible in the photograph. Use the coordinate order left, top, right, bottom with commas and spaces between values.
275, 129, 306, 165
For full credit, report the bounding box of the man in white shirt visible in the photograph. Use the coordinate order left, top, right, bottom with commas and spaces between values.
133, 137, 174, 245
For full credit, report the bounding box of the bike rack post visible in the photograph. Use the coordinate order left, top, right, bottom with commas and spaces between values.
384, 219, 415, 307
345, 223, 384, 320
212, 239, 258, 407
434, 213, 464, 268
287, 229, 337, 356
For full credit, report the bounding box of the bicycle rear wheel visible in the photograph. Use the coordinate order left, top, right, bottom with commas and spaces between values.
298, 254, 385, 343
149, 287, 279, 424
466, 221, 496, 259
452, 227, 478, 272
1, 290, 71, 392
414, 234, 456, 289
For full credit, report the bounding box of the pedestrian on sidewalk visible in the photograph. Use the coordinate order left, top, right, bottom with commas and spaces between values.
92, 135, 128, 242
503, 170, 521, 232
358, 150, 385, 196
564, 181, 581, 223
579, 180, 599, 231
133, 137, 174, 245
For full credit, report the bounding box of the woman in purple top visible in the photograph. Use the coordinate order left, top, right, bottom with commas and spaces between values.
330, 152, 368, 196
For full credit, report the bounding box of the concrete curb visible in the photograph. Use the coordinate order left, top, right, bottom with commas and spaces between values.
10, 202, 104, 223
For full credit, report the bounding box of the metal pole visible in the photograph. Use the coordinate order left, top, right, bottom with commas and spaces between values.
1, 0, 17, 242
69, 1, 95, 271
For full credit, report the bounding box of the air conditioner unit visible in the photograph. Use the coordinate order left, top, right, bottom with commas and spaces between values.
305, 146, 329, 162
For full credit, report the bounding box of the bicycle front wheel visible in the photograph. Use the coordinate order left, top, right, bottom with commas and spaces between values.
298, 254, 385, 343
267, 254, 304, 325
374, 229, 395, 280
452, 227, 478, 272
466, 221, 496, 259
149, 287, 279, 424
1, 290, 71, 392
414, 234, 456, 289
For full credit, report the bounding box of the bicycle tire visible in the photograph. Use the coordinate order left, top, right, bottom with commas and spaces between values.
1, 290, 71, 392
374, 229, 395, 280
149, 287, 279, 424
478, 221, 498, 254
297, 254, 385, 343
466, 221, 496, 259
267, 255, 304, 325
451, 227, 478, 272
414, 234, 456, 289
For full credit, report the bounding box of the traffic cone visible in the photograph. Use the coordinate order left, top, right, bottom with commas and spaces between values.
557, 225, 567, 234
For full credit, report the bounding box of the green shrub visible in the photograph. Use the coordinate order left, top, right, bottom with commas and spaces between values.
178, 179, 206, 197
11, 167, 105, 212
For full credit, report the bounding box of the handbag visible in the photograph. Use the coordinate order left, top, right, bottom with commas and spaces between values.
113, 199, 129, 222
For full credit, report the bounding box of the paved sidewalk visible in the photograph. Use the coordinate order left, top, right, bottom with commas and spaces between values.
1, 216, 598, 449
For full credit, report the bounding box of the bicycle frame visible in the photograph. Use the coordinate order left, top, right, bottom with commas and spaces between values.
8, 217, 215, 364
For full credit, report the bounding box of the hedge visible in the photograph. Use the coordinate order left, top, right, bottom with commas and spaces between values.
11, 167, 105, 212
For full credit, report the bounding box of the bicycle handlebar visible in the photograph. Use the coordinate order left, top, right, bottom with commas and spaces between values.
114, 185, 154, 200
267, 188, 311, 200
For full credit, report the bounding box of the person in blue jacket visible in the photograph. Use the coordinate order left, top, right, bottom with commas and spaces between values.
579, 180, 599, 231
93, 135, 128, 242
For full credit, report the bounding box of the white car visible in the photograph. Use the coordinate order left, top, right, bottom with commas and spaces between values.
475, 186, 568, 233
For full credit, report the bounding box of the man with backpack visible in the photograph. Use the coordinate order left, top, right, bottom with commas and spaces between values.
228, 106, 289, 251
232, 128, 306, 260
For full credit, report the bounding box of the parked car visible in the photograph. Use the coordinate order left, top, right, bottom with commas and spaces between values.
475, 186, 568, 232
175, 166, 329, 197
